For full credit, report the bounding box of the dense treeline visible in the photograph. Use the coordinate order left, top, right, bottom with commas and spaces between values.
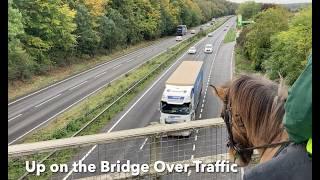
236, 2, 311, 85
8, 0, 236, 81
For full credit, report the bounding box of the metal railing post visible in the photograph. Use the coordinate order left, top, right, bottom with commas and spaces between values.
150, 134, 161, 179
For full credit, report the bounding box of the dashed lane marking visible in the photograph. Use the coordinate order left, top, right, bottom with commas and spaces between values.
35, 94, 62, 108
94, 71, 107, 78
68, 81, 88, 91
112, 64, 122, 70
8, 114, 22, 122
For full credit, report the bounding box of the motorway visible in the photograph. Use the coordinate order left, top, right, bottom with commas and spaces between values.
8, 19, 223, 145
56, 16, 239, 180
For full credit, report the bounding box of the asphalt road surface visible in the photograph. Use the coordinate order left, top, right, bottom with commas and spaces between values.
57, 16, 239, 180
8, 18, 226, 145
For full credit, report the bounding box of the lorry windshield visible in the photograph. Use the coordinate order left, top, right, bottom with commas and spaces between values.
160, 101, 191, 115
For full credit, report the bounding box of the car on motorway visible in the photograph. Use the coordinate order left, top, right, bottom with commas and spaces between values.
190, 30, 196, 34
204, 44, 213, 53
188, 46, 197, 54
224, 28, 227, 31
176, 36, 182, 41
208, 33, 213, 37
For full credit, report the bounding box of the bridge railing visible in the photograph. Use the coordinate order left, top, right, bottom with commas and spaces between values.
9, 118, 249, 180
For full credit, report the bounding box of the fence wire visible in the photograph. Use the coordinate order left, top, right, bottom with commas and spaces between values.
9, 124, 244, 180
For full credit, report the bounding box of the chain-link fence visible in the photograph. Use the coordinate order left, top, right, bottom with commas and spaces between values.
9, 118, 245, 180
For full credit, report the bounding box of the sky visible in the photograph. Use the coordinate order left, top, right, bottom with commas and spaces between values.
227, 0, 312, 4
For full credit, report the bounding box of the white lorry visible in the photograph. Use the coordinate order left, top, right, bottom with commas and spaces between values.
160, 61, 203, 136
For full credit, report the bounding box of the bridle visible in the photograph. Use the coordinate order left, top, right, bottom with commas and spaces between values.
218, 86, 292, 156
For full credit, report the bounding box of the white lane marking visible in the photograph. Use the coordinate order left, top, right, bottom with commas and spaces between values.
202, 99, 205, 103
139, 138, 148, 150
112, 64, 122, 70
8, 114, 22, 122
94, 71, 107, 78
63, 33, 208, 180
191, 155, 194, 159
193, 144, 196, 151
241, 167, 244, 179
68, 81, 88, 91
230, 46, 235, 79
196, 129, 199, 133
35, 94, 62, 108
199, 114, 202, 119
200, 109, 203, 113
195, 135, 198, 141
126, 59, 134, 63
188, 170, 192, 176
201, 104, 204, 108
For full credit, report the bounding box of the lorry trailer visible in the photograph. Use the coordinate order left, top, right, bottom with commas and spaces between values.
160, 61, 203, 136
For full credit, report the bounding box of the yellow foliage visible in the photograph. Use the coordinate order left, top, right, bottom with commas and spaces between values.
83, 0, 108, 17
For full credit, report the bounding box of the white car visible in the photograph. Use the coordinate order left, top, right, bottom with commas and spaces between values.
204, 44, 213, 53
208, 33, 213, 37
176, 36, 182, 41
190, 30, 196, 34
188, 46, 197, 54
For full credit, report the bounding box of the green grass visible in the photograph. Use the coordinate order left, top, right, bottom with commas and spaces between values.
8, 17, 231, 180
234, 46, 257, 75
223, 28, 236, 43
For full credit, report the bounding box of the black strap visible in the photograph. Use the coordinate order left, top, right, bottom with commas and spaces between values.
273, 142, 291, 158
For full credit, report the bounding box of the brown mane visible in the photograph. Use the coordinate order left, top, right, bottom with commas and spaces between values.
227, 74, 288, 147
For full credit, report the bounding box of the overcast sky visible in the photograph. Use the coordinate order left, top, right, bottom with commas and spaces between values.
227, 0, 312, 4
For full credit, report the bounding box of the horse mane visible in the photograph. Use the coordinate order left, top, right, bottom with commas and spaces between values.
228, 74, 287, 146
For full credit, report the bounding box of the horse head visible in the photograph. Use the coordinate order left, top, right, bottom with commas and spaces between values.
210, 74, 288, 167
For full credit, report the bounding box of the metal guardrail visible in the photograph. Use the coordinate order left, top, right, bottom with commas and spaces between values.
9, 118, 224, 157
9, 118, 251, 180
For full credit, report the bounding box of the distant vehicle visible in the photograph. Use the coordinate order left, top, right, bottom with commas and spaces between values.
204, 44, 213, 53
206, 24, 210, 27
208, 33, 213, 37
226, 25, 229, 27
190, 30, 196, 34
160, 61, 203, 136
176, 25, 187, 36
224, 28, 227, 31
210, 22, 214, 25
176, 36, 182, 41
188, 46, 197, 54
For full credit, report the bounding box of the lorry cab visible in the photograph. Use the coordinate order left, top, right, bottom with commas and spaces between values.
177, 25, 187, 36
160, 85, 196, 125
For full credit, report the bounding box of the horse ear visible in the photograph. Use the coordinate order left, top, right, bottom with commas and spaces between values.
210, 85, 227, 101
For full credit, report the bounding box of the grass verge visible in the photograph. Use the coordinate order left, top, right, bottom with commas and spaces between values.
234, 46, 257, 75
8, 17, 230, 180
224, 28, 236, 43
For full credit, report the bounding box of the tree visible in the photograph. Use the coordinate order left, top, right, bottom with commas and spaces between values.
98, 8, 128, 50
72, 2, 101, 57
13, 0, 77, 70
243, 7, 290, 70
264, 6, 312, 85
236, 1, 261, 20
8, 0, 35, 80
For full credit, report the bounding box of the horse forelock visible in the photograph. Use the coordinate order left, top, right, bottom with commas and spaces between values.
228, 74, 287, 146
